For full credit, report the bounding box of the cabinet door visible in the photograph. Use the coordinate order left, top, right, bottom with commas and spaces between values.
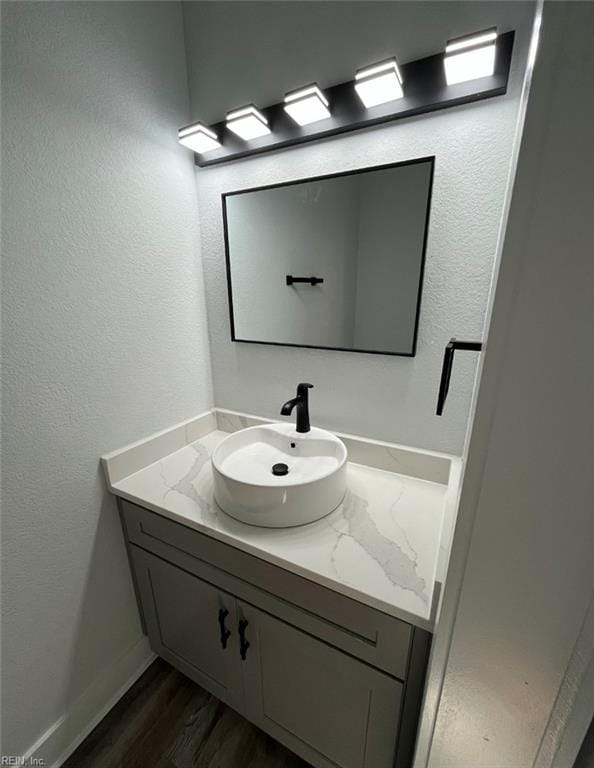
131, 546, 243, 711
239, 603, 403, 768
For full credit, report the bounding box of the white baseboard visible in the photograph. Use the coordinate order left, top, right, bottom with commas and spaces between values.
22, 636, 155, 768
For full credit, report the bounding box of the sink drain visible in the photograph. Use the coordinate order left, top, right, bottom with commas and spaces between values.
271, 462, 289, 476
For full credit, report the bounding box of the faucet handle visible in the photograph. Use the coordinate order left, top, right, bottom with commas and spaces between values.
297, 382, 313, 397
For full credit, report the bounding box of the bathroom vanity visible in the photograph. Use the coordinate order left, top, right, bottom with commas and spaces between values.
102, 410, 460, 768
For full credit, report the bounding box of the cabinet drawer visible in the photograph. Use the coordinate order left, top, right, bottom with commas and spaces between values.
120, 498, 412, 679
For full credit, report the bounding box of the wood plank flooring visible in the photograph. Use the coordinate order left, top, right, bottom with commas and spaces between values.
64, 658, 311, 768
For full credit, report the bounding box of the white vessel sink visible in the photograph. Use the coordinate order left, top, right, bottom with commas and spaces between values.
212, 423, 347, 527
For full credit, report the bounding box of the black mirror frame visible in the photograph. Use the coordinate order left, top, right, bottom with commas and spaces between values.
222, 156, 435, 357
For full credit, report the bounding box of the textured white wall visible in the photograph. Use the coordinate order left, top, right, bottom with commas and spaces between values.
1, 2, 213, 758
187, 1, 535, 454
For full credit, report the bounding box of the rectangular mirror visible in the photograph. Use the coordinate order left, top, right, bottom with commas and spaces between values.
223, 157, 434, 356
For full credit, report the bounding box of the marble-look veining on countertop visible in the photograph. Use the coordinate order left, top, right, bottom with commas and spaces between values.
111, 430, 449, 630
102, 408, 455, 488
102, 410, 217, 486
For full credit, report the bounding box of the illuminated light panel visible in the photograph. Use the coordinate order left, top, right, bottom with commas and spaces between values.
226, 105, 270, 141
284, 84, 330, 126
178, 122, 221, 153
354, 59, 403, 108
444, 28, 497, 85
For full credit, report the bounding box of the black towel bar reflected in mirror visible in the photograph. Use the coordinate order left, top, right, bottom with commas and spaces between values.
286, 275, 324, 286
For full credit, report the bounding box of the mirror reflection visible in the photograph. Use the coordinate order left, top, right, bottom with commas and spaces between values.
223, 158, 434, 356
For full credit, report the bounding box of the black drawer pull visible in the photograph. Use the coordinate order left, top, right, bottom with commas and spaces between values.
218, 607, 231, 650
238, 618, 250, 660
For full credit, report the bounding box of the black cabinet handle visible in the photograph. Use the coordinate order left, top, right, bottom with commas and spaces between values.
286, 275, 324, 286
436, 338, 483, 415
218, 607, 231, 650
238, 618, 250, 661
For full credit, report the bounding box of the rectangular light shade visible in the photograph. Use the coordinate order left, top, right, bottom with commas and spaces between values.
226, 105, 270, 141
178, 123, 220, 153
355, 60, 403, 108
444, 29, 497, 85
284, 84, 330, 126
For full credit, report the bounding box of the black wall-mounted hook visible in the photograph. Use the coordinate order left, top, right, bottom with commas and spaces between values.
436, 338, 483, 416
286, 275, 324, 286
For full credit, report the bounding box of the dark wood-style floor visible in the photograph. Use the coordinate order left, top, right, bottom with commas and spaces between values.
64, 658, 310, 768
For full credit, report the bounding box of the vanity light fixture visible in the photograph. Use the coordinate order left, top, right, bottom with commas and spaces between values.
444, 28, 498, 85
226, 105, 271, 141
178, 122, 221, 153
283, 84, 330, 126
354, 58, 403, 108
184, 30, 514, 167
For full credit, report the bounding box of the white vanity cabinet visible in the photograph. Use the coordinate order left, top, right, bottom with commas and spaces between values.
120, 499, 431, 768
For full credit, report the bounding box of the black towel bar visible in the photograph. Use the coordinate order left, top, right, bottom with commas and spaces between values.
436, 338, 483, 415
286, 275, 324, 286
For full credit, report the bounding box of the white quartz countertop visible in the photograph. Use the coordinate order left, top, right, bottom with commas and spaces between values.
110, 427, 453, 631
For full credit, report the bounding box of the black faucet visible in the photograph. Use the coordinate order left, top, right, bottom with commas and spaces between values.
280, 383, 313, 433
